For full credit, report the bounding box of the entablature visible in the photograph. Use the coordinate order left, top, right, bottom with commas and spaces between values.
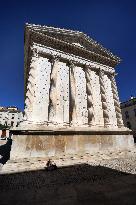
32, 43, 115, 75
28, 30, 118, 68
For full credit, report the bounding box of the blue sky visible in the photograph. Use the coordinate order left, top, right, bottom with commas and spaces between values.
0, 0, 136, 110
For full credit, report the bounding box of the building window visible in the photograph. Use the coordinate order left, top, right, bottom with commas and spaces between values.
125, 111, 129, 119
127, 121, 131, 129
134, 109, 136, 117
12, 116, 14, 119
11, 121, 14, 126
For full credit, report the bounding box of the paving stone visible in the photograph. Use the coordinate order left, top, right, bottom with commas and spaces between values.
0, 148, 136, 204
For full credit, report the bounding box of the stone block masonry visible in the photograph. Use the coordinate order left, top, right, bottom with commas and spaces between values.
10, 23, 134, 159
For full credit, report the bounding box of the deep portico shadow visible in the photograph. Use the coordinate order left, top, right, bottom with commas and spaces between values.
0, 163, 136, 205
0, 138, 12, 164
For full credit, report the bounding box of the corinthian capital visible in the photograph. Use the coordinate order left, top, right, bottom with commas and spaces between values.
83, 64, 90, 71
99, 68, 105, 76
32, 47, 39, 58
109, 72, 118, 79
68, 60, 76, 68
54, 55, 61, 62
50, 55, 60, 66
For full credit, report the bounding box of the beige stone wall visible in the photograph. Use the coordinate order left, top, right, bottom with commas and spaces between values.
10, 134, 134, 160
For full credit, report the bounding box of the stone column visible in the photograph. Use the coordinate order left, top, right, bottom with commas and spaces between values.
48, 56, 60, 124
84, 66, 95, 126
69, 61, 77, 125
99, 69, 110, 127
109, 73, 124, 128
24, 49, 38, 123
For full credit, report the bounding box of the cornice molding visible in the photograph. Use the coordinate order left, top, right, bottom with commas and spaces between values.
32, 43, 115, 74
29, 30, 118, 67
26, 23, 120, 62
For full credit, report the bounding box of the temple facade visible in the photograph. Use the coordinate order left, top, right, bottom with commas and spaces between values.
10, 24, 134, 159
22, 24, 124, 129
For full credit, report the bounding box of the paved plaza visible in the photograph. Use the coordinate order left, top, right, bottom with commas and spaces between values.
0, 148, 136, 205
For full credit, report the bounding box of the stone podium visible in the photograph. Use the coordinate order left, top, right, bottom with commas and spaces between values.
10, 23, 134, 159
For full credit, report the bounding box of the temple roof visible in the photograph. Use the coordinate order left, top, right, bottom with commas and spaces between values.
25, 23, 121, 67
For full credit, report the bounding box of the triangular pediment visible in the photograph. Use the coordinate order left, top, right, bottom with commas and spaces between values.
25, 23, 120, 64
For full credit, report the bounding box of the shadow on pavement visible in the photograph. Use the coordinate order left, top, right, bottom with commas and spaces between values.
0, 163, 136, 205
0, 138, 12, 164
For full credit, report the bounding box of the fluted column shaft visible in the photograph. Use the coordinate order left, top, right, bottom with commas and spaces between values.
69, 62, 77, 125
48, 57, 60, 124
109, 74, 124, 128
99, 69, 110, 127
24, 49, 38, 122
84, 67, 95, 126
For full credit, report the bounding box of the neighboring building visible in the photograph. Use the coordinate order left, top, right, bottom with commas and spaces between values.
0, 106, 23, 127
121, 97, 136, 130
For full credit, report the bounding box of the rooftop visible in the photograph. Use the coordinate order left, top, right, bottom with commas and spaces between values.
120, 97, 136, 108
0, 106, 22, 112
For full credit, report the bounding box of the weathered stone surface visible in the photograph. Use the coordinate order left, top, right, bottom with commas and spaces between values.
10, 132, 134, 159
10, 24, 134, 160
21, 23, 124, 129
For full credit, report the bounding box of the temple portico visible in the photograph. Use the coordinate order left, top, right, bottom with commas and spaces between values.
23, 45, 123, 129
